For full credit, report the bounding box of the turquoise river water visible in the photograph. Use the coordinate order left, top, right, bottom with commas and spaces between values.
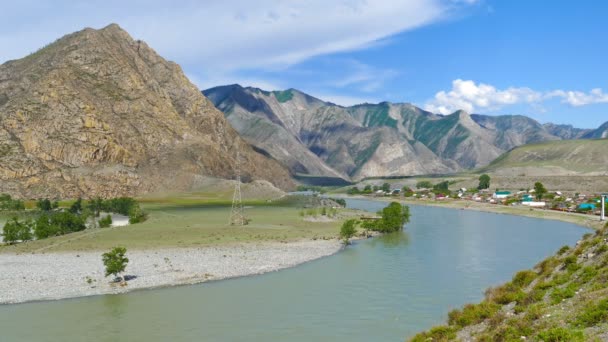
0, 198, 587, 341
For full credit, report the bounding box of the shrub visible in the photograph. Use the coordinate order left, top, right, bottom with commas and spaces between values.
98, 215, 113, 228
574, 298, 608, 327
447, 302, 500, 327
536, 327, 584, 342
576, 266, 598, 284
512, 270, 537, 288
557, 245, 570, 256
596, 244, 608, 254
409, 326, 456, 342
128, 205, 147, 224
486, 282, 526, 304
550, 283, 578, 304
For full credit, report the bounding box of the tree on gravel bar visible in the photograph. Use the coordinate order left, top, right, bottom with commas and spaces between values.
102, 247, 129, 283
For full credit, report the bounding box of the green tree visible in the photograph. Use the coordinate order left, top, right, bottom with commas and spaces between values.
69, 197, 83, 214
102, 247, 129, 282
87, 197, 104, 217
478, 174, 491, 190
34, 214, 60, 239
381, 183, 391, 192
534, 182, 547, 200
340, 219, 358, 244
2, 218, 32, 244
347, 187, 360, 195
363, 185, 372, 193
416, 180, 433, 189
433, 181, 450, 193
378, 202, 411, 232
36, 198, 52, 211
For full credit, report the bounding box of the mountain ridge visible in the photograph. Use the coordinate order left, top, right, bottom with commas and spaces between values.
0, 24, 293, 198
204, 84, 605, 181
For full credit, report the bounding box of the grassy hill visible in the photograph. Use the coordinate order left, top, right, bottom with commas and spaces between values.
479, 139, 608, 176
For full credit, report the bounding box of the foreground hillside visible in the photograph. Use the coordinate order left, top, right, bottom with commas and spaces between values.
411, 222, 608, 341
204, 84, 606, 181
0, 24, 293, 199
480, 139, 608, 176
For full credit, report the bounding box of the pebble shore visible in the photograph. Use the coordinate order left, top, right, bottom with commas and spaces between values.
0, 240, 342, 304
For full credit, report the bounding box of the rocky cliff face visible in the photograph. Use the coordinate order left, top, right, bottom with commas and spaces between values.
0, 24, 293, 198
204, 85, 602, 180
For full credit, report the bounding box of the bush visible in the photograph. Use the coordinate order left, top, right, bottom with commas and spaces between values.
448, 302, 500, 327
536, 327, 584, 342
98, 215, 113, 228
512, 270, 537, 288
486, 282, 526, 304
574, 298, 608, 327
557, 245, 570, 256
409, 326, 456, 342
128, 205, 147, 224
550, 283, 578, 304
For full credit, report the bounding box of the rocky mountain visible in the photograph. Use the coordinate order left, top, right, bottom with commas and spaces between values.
0, 24, 293, 199
204, 86, 454, 180
582, 121, 608, 139
204, 85, 602, 181
542, 123, 591, 140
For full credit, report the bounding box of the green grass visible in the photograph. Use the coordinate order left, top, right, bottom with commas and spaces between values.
1, 203, 347, 253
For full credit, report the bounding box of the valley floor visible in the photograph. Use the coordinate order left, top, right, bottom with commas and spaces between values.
0, 240, 342, 304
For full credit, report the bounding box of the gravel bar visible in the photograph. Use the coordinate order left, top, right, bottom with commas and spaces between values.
0, 240, 342, 304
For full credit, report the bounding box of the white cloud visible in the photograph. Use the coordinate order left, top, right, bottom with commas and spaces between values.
425, 79, 608, 114
0, 0, 449, 71
548, 88, 608, 106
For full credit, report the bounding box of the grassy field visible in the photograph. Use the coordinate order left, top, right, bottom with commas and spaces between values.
0, 200, 350, 254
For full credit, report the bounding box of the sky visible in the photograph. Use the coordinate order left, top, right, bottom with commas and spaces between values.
1, 0, 607, 128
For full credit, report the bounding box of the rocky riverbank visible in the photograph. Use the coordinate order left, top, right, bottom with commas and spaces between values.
0, 240, 342, 304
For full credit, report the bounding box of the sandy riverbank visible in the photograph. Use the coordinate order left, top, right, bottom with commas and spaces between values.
0, 240, 342, 305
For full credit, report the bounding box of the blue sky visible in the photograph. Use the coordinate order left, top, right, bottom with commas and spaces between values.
1, 0, 607, 127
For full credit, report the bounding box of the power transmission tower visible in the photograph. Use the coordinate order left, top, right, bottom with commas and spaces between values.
229, 143, 246, 226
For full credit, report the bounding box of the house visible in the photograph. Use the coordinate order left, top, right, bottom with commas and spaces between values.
493, 191, 511, 199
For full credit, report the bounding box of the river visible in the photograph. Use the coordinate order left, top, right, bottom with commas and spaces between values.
0, 198, 587, 341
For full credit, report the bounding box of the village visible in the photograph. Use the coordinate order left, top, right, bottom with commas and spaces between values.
345, 180, 608, 220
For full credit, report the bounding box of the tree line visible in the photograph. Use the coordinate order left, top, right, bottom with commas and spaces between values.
1, 197, 147, 245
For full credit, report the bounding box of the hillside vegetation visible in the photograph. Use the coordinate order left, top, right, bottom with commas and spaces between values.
411, 222, 608, 341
